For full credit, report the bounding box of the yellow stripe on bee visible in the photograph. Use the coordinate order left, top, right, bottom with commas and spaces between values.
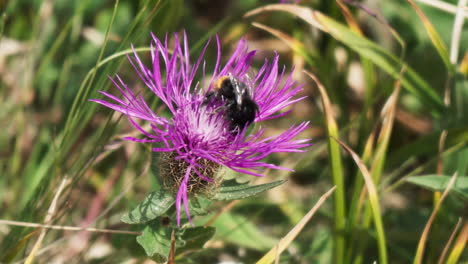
213, 76, 230, 90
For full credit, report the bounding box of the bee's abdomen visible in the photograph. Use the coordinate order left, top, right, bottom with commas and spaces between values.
227, 99, 258, 132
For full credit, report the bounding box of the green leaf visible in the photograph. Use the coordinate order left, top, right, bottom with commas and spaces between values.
136, 221, 172, 262
211, 212, 278, 250
187, 195, 213, 216
177, 226, 216, 254
136, 221, 215, 260
213, 180, 286, 201
406, 175, 468, 199
387, 127, 468, 169
121, 191, 175, 224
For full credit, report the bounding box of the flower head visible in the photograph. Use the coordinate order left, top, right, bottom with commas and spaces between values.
91, 32, 310, 226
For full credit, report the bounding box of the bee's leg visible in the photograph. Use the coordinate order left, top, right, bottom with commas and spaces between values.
203, 99, 228, 115
203, 91, 216, 105
212, 105, 227, 114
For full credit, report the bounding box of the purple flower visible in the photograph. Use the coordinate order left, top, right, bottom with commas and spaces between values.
91, 32, 310, 226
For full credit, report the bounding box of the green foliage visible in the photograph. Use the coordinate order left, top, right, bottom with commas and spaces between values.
121, 191, 175, 224
406, 175, 468, 200
213, 179, 287, 201
123, 152, 288, 258
136, 220, 173, 262
123, 178, 287, 257
305, 228, 333, 264
209, 212, 278, 250
177, 226, 216, 254
136, 223, 216, 262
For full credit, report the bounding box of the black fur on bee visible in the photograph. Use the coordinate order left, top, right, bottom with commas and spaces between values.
205, 75, 259, 133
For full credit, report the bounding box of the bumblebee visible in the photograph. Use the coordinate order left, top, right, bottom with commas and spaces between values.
205, 75, 259, 133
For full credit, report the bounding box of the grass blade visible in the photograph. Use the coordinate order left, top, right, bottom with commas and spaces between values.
413, 172, 458, 264
304, 71, 346, 264
354, 74, 402, 264
245, 4, 444, 113
334, 139, 388, 264
438, 218, 463, 264
256, 186, 336, 264
448, 0, 468, 65
406, 0, 453, 71
251, 22, 318, 68
446, 221, 468, 264
346, 129, 375, 261
25, 177, 70, 264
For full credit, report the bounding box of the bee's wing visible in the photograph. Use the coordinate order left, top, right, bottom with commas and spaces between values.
228, 74, 244, 106
242, 68, 258, 98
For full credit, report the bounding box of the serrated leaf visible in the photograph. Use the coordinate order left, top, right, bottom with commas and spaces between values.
178, 226, 216, 254
136, 221, 215, 261
213, 180, 286, 201
406, 175, 468, 200
121, 191, 175, 224
136, 221, 172, 261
